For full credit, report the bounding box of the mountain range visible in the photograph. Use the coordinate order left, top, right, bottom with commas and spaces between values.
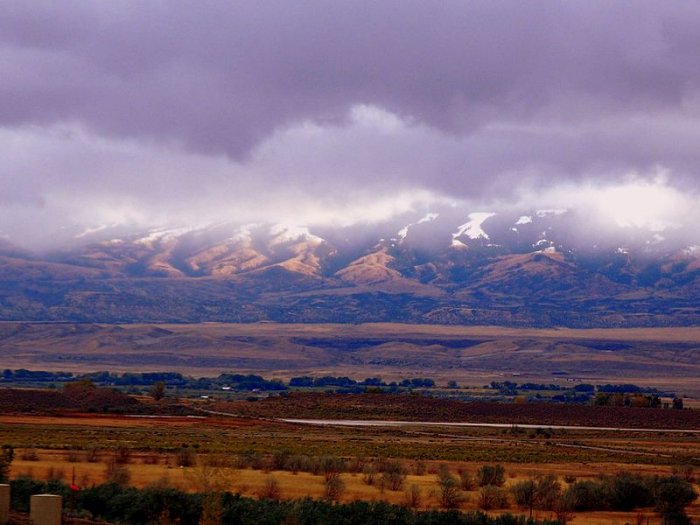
2, 206, 700, 327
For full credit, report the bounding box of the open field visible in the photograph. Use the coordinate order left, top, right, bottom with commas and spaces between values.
210, 392, 700, 429
9, 452, 700, 525
0, 388, 699, 523
2, 411, 700, 524
2, 322, 700, 396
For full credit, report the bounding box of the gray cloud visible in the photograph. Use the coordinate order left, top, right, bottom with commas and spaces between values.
2, 1, 700, 246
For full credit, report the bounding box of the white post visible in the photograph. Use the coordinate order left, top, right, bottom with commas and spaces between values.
30, 494, 62, 525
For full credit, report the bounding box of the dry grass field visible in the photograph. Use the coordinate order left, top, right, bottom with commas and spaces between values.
2, 321, 700, 522
1, 407, 699, 524
8, 446, 700, 525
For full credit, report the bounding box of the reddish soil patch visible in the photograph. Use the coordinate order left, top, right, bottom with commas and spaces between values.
214, 393, 700, 429
0, 385, 137, 413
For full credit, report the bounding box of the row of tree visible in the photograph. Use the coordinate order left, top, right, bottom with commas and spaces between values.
8, 477, 562, 525
1, 369, 437, 392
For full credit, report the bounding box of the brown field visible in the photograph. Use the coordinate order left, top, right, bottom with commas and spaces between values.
2, 322, 700, 396
212, 392, 700, 429
2, 321, 700, 522
9, 452, 700, 525
2, 396, 700, 525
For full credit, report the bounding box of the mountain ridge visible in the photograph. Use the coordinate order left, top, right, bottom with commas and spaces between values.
2, 209, 700, 327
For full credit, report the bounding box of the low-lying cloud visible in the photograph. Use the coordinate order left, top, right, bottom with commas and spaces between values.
2, 1, 700, 248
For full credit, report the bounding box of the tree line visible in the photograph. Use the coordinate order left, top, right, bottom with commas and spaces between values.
8, 477, 561, 525
1, 369, 436, 392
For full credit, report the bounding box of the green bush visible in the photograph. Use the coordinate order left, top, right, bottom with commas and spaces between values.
534, 474, 561, 511
607, 472, 652, 511
8, 474, 565, 525
561, 479, 612, 511
561, 473, 697, 517
651, 476, 697, 515
511, 479, 536, 509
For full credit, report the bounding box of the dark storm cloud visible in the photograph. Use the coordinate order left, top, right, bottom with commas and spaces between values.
2, 1, 700, 245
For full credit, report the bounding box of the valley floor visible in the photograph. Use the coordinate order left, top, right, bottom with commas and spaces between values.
2, 322, 700, 396
1, 403, 699, 524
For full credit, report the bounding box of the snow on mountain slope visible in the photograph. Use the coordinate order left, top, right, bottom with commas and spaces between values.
268, 224, 324, 245
451, 212, 496, 245
397, 212, 439, 240
185, 226, 268, 276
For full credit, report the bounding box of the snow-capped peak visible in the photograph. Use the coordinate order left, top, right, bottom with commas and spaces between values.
453, 212, 496, 241
397, 212, 439, 240
228, 224, 255, 243
135, 226, 194, 245
269, 224, 324, 245
515, 215, 532, 225
418, 212, 439, 224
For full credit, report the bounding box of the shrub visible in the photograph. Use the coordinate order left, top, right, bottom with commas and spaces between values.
458, 469, 476, 491
660, 511, 692, 525
150, 381, 166, 401
10, 475, 567, 525
534, 474, 561, 511
608, 472, 652, 511
562, 479, 612, 511
271, 450, 290, 471
104, 459, 131, 486
651, 476, 697, 515
324, 472, 345, 501
404, 484, 422, 509
320, 455, 345, 482
381, 460, 406, 491
555, 498, 575, 525
0, 446, 14, 483
260, 477, 281, 500
348, 456, 366, 474
285, 454, 307, 475
362, 464, 376, 486
10, 477, 70, 513
476, 464, 506, 487
511, 479, 536, 510
437, 465, 463, 509
478, 486, 509, 510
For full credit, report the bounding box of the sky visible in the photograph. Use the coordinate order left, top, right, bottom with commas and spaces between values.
2, 1, 700, 248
